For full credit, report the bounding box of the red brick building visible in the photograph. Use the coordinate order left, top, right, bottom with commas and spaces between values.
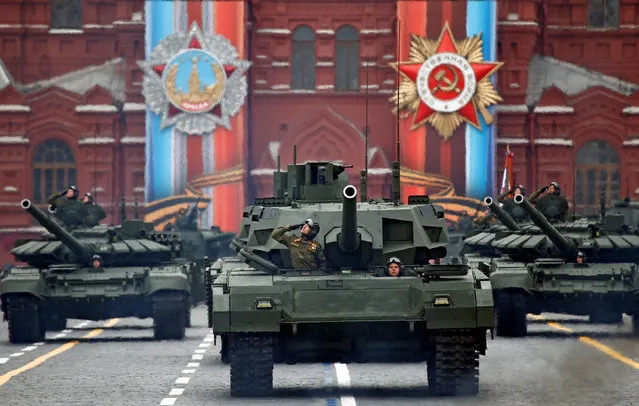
1, 0, 639, 264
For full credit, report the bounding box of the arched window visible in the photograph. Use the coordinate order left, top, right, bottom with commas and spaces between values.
32, 139, 77, 207
291, 25, 316, 90
574, 140, 620, 212
50, 0, 83, 29
335, 25, 360, 91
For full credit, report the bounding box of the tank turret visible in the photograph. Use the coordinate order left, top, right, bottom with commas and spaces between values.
338, 185, 360, 253
21, 199, 91, 261
513, 194, 578, 256
483, 197, 520, 231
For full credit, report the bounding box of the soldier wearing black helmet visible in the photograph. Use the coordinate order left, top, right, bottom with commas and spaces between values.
386, 257, 403, 277
91, 255, 103, 269
48, 185, 79, 208
497, 184, 529, 222
530, 181, 569, 222
81, 192, 107, 227
270, 218, 328, 269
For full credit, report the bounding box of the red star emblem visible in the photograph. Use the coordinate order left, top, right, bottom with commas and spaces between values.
151, 36, 237, 119
392, 23, 502, 130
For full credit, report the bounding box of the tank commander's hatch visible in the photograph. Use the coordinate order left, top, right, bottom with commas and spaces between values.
277, 161, 353, 202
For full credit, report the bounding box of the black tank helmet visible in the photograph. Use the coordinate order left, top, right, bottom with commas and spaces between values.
91, 254, 102, 266
83, 192, 94, 204
386, 257, 402, 267
550, 181, 561, 194
514, 184, 526, 195
303, 218, 320, 239
67, 185, 79, 199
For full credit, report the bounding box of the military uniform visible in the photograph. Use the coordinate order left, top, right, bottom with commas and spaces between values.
270, 226, 327, 269
81, 192, 107, 227
497, 185, 529, 222
48, 186, 85, 227
531, 183, 569, 222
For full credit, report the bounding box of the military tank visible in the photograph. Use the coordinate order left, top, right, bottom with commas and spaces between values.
165, 198, 236, 304
206, 157, 494, 397
488, 193, 639, 337
0, 199, 191, 343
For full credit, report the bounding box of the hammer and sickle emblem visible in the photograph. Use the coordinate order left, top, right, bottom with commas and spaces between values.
431, 65, 461, 95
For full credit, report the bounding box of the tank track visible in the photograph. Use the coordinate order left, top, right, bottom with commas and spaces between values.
204, 268, 213, 328
588, 310, 623, 324
5, 295, 46, 344
45, 317, 67, 331
494, 291, 527, 337
229, 333, 274, 397
152, 292, 187, 340
427, 332, 479, 396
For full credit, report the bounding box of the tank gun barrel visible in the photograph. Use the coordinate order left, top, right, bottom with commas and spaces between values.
514, 194, 577, 255
338, 185, 360, 253
483, 197, 520, 231
185, 197, 201, 223
21, 199, 91, 261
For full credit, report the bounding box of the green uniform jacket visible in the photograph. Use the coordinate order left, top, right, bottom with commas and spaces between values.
83, 204, 107, 227
270, 227, 328, 270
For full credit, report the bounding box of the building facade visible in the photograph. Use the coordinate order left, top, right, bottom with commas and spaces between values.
1, 0, 639, 264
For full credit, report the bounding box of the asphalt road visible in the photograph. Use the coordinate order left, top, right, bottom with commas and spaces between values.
0, 307, 637, 406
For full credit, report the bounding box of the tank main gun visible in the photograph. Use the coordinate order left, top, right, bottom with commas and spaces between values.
483, 197, 520, 231
338, 185, 360, 253
20, 199, 91, 261
514, 194, 578, 256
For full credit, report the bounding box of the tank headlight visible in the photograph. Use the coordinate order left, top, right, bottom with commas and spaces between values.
255, 298, 273, 309
433, 295, 451, 307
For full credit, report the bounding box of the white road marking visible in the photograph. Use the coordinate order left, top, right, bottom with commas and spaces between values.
53, 334, 66, 339
21, 346, 37, 351
198, 343, 210, 348
10, 352, 23, 357
0, 358, 8, 364
160, 398, 176, 406
334, 363, 357, 406
33, 342, 44, 346
203, 337, 214, 342
62, 329, 72, 333
194, 349, 206, 354
175, 377, 190, 385
186, 362, 199, 368
191, 354, 203, 360
181, 369, 196, 374
168, 388, 184, 396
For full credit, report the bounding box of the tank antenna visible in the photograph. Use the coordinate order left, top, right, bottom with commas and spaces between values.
361, 61, 369, 202
392, 19, 402, 206
276, 154, 280, 173
292, 144, 297, 200
93, 124, 98, 203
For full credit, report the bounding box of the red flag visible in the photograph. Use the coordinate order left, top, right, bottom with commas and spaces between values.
500, 145, 514, 197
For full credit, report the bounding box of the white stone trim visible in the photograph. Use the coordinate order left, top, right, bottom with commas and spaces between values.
253, 90, 317, 95
0, 226, 46, 233
383, 80, 395, 85
251, 167, 390, 176
254, 79, 267, 85
255, 28, 291, 35
121, 136, 145, 144
623, 139, 639, 146
256, 55, 268, 60
498, 21, 538, 26
495, 104, 529, 113
316, 29, 334, 35
316, 85, 334, 90
123, 102, 146, 112
548, 25, 639, 30
533, 105, 574, 114
360, 29, 392, 35
83, 24, 113, 29
0, 105, 30, 112
48, 28, 83, 35
0, 136, 28, 144
622, 107, 639, 115
75, 105, 117, 113
316, 61, 334, 67
79, 137, 114, 145
271, 61, 289, 67
91, 187, 104, 193
496, 137, 529, 145
362, 61, 376, 67
507, 13, 520, 21
0, 24, 48, 29
271, 84, 291, 90
377, 89, 396, 94
535, 138, 573, 146
361, 84, 379, 90
3, 186, 17, 192
134, 187, 145, 193
113, 20, 144, 26
383, 54, 395, 60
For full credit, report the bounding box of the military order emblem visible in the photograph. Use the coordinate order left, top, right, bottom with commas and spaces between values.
390, 23, 503, 140
139, 22, 251, 134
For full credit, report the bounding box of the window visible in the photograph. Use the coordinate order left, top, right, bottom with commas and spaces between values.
50, 0, 83, 29
291, 25, 316, 90
32, 139, 77, 208
574, 140, 620, 213
588, 0, 619, 28
335, 25, 360, 91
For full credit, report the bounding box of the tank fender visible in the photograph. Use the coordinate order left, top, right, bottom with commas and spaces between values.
473, 271, 495, 330
145, 265, 191, 296
0, 268, 45, 299
489, 263, 533, 293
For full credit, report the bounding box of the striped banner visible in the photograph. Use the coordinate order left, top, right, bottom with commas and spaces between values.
465, 0, 498, 198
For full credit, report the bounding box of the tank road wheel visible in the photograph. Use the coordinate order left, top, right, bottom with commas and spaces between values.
45, 317, 67, 331
229, 333, 274, 397
427, 333, 479, 396
494, 291, 528, 337
185, 305, 192, 328
632, 313, 639, 336
589, 311, 623, 324
5, 295, 45, 344
220, 334, 229, 364
152, 292, 188, 340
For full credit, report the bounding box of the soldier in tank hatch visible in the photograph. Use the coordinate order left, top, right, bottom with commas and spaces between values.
48, 185, 79, 208
270, 218, 327, 269
576, 251, 587, 265
92, 255, 103, 269
81, 192, 107, 227
386, 257, 403, 277
529, 181, 569, 222
497, 184, 529, 222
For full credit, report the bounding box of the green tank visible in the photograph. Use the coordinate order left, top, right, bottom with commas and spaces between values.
488, 193, 639, 337
0, 199, 191, 343
165, 198, 236, 304
206, 158, 494, 397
